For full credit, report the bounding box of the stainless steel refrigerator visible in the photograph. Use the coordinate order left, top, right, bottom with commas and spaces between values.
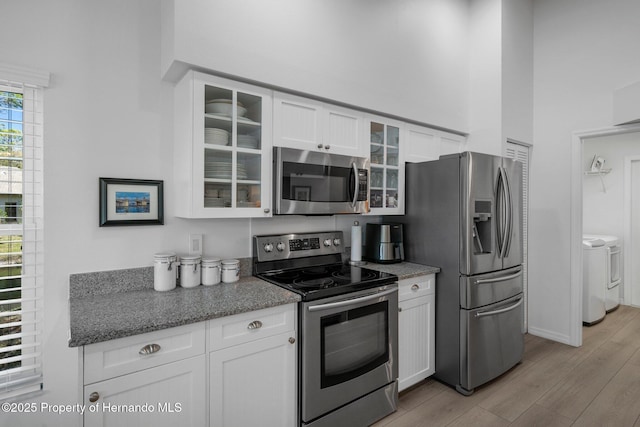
401, 151, 524, 395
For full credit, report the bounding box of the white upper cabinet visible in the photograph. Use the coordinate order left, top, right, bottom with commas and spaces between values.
366, 115, 405, 215
273, 92, 365, 157
174, 71, 273, 218
405, 124, 467, 163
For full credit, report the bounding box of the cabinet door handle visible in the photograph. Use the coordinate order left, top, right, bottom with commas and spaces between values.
398, 307, 403, 312
288, 337, 296, 344
411, 284, 420, 291
264, 208, 270, 214
247, 320, 263, 330
317, 143, 323, 149
324, 144, 330, 150
89, 392, 100, 403
139, 343, 161, 356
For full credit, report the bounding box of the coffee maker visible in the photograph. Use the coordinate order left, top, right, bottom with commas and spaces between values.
364, 223, 404, 264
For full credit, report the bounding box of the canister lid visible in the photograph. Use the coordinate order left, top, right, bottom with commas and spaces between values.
202, 257, 221, 266
154, 252, 176, 260
180, 255, 201, 264
221, 259, 239, 266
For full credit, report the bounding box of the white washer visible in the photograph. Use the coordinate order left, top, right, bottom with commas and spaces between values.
582, 238, 607, 325
584, 234, 622, 312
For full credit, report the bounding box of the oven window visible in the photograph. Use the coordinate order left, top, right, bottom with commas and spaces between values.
320, 301, 389, 388
282, 161, 352, 203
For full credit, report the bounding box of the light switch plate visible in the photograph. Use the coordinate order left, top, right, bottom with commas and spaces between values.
189, 233, 203, 255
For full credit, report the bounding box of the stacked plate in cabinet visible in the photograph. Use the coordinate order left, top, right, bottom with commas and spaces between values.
205, 161, 248, 180
237, 134, 259, 149
205, 128, 229, 146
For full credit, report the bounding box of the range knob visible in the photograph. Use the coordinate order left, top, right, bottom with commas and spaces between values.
323, 239, 332, 247
276, 242, 286, 252
333, 238, 341, 246
263, 243, 274, 253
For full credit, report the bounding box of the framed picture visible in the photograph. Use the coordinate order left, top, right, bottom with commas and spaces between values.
293, 185, 311, 201
99, 178, 164, 226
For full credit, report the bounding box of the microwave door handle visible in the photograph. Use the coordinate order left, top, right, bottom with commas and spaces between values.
350, 162, 359, 207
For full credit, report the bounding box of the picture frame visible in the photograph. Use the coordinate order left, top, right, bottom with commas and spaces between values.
293, 185, 311, 201
99, 178, 164, 226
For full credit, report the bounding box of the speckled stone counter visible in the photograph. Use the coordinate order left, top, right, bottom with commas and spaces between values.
69, 268, 300, 347
363, 261, 440, 279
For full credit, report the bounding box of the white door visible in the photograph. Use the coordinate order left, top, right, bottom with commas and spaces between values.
625, 156, 640, 307
505, 141, 530, 330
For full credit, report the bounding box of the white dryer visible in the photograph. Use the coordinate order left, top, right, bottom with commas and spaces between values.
582, 238, 607, 325
584, 234, 622, 312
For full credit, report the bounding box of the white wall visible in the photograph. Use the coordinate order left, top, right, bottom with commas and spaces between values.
162, 0, 471, 133
583, 133, 640, 238
531, 0, 640, 344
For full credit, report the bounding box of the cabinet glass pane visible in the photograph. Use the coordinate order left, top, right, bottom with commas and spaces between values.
387, 146, 399, 167
386, 169, 398, 190
370, 190, 384, 208
237, 92, 262, 150
205, 183, 231, 208
385, 190, 398, 208
371, 167, 384, 189
370, 122, 384, 144
371, 144, 384, 165
387, 126, 399, 148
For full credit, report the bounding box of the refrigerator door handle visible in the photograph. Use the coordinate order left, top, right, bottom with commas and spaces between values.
474, 269, 522, 285
497, 167, 509, 259
475, 296, 523, 318
503, 166, 513, 258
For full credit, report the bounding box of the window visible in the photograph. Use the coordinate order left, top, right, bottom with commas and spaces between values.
0, 76, 45, 400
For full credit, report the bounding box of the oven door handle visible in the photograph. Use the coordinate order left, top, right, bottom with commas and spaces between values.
307, 288, 397, 312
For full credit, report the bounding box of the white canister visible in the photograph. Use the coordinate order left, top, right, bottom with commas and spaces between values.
221, 259, 240, 283
153, 252, 177, 292
201, 257, 221, 286
179, 255, 201, 288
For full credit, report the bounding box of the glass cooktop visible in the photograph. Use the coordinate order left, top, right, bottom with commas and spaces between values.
257, 263, 397, 301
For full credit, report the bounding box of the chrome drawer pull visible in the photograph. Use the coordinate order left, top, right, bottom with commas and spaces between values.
139, 343, 161, 355
89, 392, 100, 403
411, 284, 420, 291
247, 320, 263, 330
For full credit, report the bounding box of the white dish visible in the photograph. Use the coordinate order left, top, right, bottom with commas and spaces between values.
205, 100, 247, 117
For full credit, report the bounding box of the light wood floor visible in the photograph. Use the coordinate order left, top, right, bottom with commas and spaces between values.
374, 304, 640, 427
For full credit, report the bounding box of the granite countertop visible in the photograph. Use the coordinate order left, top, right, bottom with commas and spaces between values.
69, 272, 300, 347
69, 260, 437, 348
364, 261, 440, 279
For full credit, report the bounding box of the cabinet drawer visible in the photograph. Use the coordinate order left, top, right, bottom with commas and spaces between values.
208, 304, 296, 351
84, 322, 206, 384
398, 274, 435, 301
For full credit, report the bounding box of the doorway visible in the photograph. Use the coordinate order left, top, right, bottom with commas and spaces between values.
624, 155, 640, 307
572, 125, 640, 346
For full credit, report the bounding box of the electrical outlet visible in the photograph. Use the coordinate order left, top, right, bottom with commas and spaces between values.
189, 233, 203, 255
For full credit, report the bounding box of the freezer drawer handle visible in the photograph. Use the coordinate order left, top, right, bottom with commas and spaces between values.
475, 297, 523, 318
474, 270, 522, 285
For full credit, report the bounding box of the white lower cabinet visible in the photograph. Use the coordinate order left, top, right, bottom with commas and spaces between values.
83, 355, 206, 427
83, 322, 207, 427
82, 304, 297, 427
209, 332, 296, 427
398, 274, 435, 391
208, 303, 297, 427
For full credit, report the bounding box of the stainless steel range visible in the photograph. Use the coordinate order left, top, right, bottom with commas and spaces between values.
253, 231, 399, 427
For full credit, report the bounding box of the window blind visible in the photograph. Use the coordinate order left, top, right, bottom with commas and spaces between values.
0, 79, 44, 400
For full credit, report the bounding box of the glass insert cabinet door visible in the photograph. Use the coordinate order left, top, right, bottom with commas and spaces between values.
202, 84, 265, 211
369, 121, 400, 210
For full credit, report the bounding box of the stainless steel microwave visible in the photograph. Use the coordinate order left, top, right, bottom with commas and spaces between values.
273, 147, 369, 215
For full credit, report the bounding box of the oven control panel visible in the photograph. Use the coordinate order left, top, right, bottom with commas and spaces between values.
253, 231, 343, 263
